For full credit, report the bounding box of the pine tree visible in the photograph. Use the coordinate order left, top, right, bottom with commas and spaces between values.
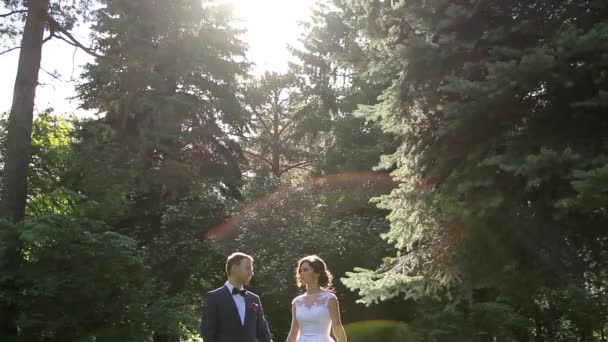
72, 0, 249, 340
333, 0, 608, 339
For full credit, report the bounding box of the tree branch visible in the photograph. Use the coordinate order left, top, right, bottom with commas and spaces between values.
47, 16, 104, 59
243, 150, 273, 167
0, 46, 20, 56
278, 119, 296, 136
40, 67, 68, 82
250, 107, 273, 134
280, 161, 312, 175
0, 9, 27, 18
42, 34, 53, 45
52, 34, 103, 59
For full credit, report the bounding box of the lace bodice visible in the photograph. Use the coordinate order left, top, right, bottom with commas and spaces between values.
292, 291, 336, 342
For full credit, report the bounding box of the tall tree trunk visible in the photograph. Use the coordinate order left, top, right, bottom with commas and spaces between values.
0, 0, 49, 340
1, 0, 49, 222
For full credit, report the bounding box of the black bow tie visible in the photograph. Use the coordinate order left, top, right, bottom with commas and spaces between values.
232, 287, 247, 297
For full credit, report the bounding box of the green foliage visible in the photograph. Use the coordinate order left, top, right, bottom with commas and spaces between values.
0, 112, 80, 216
345, 320, 417, 342
320, 114, 397, 174
27, 113, 80, 216
289, 0, 399, 176
330, 0, 608, 340
16, 215, 149, 341
78, 0, 249, 197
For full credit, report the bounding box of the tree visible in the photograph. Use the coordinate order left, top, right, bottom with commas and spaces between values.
0, 0, 97, 223
335, 0, 608, 340
288, 0, 398, 175
1, 111, 79, 216
244, 71, 319, 179
0, 0, 49, 225
0, 1, 96, 337
0, 112, 79, 341
15, 215, 150, 342
26, 113, 77, 216
71, 0, 250, 340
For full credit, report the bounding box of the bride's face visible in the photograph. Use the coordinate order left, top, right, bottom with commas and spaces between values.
298, 262, 319, 285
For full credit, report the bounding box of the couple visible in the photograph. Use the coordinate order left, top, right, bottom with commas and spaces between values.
200, 252, 348, 342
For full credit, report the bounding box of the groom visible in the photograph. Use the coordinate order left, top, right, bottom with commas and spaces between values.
200, 252, 273, 342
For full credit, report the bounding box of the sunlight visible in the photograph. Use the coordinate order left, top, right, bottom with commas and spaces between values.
227, 0, 316, 73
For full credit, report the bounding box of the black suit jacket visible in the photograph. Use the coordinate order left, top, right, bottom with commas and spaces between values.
200, 285, 272, 342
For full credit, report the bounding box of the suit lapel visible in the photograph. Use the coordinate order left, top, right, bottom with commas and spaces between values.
244, 292, 254, 327
221, 286, 243, 328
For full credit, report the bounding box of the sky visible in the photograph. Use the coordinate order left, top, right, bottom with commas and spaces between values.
0, 0, 316, 116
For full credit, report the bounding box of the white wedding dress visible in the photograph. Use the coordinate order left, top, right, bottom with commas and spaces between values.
293, 291, 336, 342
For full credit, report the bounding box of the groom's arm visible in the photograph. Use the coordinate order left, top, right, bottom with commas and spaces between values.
256, 297, 272, 342
200, 292, 217, 342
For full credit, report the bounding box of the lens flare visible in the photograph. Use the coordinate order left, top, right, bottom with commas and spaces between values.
205, 172, 396, 240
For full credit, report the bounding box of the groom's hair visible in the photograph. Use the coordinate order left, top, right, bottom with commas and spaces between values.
226, 252, 254, 275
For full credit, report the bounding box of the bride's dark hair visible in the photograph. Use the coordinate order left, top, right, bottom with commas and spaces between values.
296, 255, 334, 290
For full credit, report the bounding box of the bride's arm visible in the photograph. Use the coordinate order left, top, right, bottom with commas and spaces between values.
329, 297, 347, 342
286, 302, 299, 342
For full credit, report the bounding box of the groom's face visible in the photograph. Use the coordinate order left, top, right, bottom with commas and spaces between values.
234, 258, 254, 286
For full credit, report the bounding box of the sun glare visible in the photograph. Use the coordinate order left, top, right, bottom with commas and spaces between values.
227, 0, 316, 73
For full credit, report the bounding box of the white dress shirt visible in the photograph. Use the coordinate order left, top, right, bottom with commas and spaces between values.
225, 281, 246, 325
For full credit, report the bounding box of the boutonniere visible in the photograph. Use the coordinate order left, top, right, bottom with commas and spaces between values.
249, 302, 260, 312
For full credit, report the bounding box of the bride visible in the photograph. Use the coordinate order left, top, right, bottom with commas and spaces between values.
286, 255, 347, 342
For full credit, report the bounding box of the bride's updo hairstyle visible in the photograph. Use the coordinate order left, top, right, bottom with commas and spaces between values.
296, 255, 334, 290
